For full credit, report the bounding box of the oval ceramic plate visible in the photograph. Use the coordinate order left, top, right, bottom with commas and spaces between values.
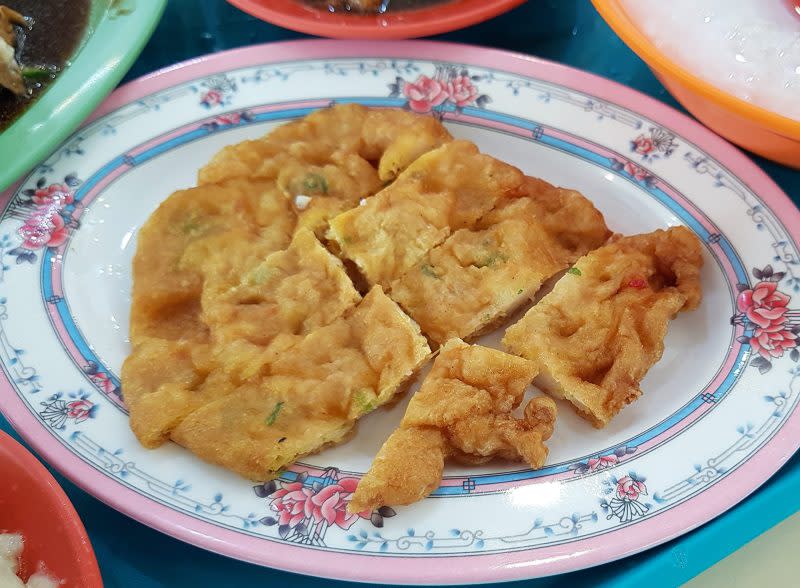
0, 0, 166, 191
0, 40, 798, 585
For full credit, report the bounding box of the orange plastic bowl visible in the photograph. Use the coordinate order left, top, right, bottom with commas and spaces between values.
593, 0, 800, 169
0, 431, 102, 588
227, 0, 526, 39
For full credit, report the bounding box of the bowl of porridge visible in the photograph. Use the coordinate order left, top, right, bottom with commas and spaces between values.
0, 431, 102, 588
593, 0, 800, 168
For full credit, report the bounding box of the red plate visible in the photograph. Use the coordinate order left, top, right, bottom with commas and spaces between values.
0, 431, 102, 588
227, 0, 526, 39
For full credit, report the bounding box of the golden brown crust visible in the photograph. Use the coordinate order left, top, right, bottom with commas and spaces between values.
170, 287, 431, 480
203, 228, 361, 346
128, 178, 295, 344
124, 107, 448, 451
199, 103, 452, 186
349, 340, 555, 512
126, 102, 704, 496
515, 177, 613, 257
328, 141, 527, 287
124, 221, 360, 447
347, 427, 448, 513
122, 337, 213, 448
388, 178, 611, 344
503, 226, 703, 427
123, 178, 296, 447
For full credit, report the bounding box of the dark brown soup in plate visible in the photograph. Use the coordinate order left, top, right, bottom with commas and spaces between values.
306, 0, 452, 14
0, 0, 91, 131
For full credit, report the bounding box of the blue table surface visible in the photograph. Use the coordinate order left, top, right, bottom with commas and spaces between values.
2, 1, 799, 586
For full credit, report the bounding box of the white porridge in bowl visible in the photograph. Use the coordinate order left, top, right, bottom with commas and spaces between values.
622, 0, 800, 120
0, 534, 59, 588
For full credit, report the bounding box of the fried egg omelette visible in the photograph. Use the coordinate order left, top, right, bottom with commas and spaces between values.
349, 339, 556, 512
503, 227, 703, 427
124, 102, 704, 493
123, 105, 450, 449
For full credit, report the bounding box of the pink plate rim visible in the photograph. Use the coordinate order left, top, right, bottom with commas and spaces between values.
1, 39, 799, 585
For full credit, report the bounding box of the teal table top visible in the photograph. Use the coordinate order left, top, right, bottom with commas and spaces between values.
2, 1, 798, 586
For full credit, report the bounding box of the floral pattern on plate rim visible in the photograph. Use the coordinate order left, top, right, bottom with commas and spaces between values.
0, 53, 797, 566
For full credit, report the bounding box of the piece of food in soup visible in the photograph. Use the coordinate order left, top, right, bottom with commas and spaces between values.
307, 0, 453, 13
0, 533, 59, 588
0, 6, 27, 95
0, 1, 91, 130
323, 0, 383, 11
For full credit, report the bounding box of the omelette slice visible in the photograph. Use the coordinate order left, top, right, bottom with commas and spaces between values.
328, 140, 526, 287
129, 105, 448, 345
199, 104, 453, 235
123, 228, 360, 448
124, 107, 449, 449
128, 178, 295, 346
389, 177, 611, 344
171, 286, 432, 480
503, 227, 703, 428
349, 339, 555, 512
203, 228, 361, 346
123, 178, 297, 447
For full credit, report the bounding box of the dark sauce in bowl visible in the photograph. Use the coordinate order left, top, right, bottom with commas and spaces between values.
306, 0, 453, 14
0, 0, 90, 131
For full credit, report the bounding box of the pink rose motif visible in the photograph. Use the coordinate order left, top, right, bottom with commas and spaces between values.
616, 476, 647, 501
587, 454, 618, 471
309, 477, 371, 530
18, 211, 68, 250
632, 135, 655, 155
750, 327, 798, 359
216, 113, 241, 126
66, 399, 94, 423
623, 161, 649, 182
402, 75, 449, 113
201, 89, 223, 107
269, 481, 312, 528
32, 183, 74, 207
737, 281, 790, 329
447, 75, 479, 108
268, 477, 370, 530
90, 372, 116, 394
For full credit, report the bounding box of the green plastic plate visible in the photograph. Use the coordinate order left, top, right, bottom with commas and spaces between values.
0, 0, 166, 190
